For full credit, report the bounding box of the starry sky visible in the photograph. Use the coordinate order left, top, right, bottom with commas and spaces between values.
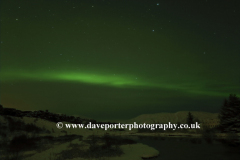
1, 0, 240, 120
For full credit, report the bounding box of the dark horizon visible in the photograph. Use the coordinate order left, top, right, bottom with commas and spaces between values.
1, 0, 240, 120
0, 95, 235, 121
0, 103, 220, 122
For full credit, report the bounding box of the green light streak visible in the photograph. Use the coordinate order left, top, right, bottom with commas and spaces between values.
1, 70, 238, 97
1, 70, 146, 87
53, 72, 144, 86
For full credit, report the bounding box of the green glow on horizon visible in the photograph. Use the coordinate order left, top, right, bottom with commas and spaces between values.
1, 70, 145, 86
1, 70, 237, 98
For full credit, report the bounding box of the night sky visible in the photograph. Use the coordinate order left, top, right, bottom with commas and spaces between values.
1, 0, 240, 120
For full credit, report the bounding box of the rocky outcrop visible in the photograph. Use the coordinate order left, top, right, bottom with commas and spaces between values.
0, 106, 117, 126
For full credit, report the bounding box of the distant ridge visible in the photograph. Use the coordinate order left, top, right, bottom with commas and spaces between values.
123, 111, 219, 124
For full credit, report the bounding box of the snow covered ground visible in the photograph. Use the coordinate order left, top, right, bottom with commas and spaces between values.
0, 116, 159, 160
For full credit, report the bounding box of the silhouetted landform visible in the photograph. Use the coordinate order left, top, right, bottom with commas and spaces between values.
1, 104, 239, 159
0, 113, 159, 160
127, 111, 219, 124
0, 105, 117, 126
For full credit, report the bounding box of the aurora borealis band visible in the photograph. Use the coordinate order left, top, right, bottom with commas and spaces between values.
1, 0, 240, 120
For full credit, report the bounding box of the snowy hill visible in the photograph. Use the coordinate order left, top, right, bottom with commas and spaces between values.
121, 111, 219, 124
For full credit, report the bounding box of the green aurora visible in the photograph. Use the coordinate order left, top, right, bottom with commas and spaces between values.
1, 0, 239, 120
1, 69, 237, 97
